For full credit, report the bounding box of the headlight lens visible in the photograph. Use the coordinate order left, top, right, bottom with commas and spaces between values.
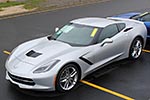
33, 60, 60, 74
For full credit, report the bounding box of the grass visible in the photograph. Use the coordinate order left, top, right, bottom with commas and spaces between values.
0, 0, 47, 10
0, 8, 3, 11
23, 0, 47, 10
0, 0, 99, 12
0, 1, 24, 9
0, 0, 93, 11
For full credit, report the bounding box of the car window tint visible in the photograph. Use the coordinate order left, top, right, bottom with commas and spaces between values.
117, 23, 126, 32
141, 14, 150, 22
98, 24, 118, 43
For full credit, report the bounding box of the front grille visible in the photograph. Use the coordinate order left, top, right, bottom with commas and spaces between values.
8, 72, 35, 86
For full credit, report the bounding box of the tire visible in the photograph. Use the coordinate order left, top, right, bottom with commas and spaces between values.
56, 64, 80, 92
129, 37, 143, 59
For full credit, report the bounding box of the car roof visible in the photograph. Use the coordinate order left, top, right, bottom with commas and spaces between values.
70, 17, 119, 28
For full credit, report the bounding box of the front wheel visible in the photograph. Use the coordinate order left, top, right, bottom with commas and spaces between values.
56, 64, 80, 92
129, 37, 143, 59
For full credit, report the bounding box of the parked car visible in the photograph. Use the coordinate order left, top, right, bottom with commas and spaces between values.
5, 17, 147, 92
114, 12, 150, 39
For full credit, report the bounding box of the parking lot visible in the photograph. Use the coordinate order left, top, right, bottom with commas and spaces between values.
0, 0, 150, 100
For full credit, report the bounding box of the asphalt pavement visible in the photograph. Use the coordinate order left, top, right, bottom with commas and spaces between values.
0, 0, 150, 100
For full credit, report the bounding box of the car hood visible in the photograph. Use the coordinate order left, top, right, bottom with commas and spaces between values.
7, 38, 79, 70
19, 40, 76, 65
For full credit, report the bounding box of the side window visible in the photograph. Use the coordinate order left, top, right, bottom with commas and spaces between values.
117, 23, 126, 32
141, 14, 150, 22
98, 24, 119, 43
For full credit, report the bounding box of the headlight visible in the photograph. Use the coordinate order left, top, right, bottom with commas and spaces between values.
33, 60, 60, 74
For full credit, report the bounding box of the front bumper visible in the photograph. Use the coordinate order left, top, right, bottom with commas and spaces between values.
6, 71, 55, 91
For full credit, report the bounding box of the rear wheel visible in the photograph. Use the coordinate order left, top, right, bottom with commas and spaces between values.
129, 37, 143, 59
56, 64, 80, 92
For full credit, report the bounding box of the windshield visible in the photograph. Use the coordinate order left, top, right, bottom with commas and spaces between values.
52, 24, 100, 46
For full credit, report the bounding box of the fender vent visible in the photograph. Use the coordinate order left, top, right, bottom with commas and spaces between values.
124, 27, 133, 32
79, 56, 93, 65
26, 50, 42, 58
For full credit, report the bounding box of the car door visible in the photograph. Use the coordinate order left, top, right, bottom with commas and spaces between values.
84, 24, 128, 72
139, 13, 150, 37
94, 24, 127, 63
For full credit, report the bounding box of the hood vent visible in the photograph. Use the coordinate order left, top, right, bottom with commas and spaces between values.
26, 50, 42, 58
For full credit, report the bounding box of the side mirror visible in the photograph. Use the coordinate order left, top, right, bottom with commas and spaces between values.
55, 27, 59, 32
101, 38, 113, 47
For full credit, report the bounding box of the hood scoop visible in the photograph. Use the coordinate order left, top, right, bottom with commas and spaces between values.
26, 50, 42, 58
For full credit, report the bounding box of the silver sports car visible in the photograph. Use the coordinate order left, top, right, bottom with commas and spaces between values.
5, 17, 147, 92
